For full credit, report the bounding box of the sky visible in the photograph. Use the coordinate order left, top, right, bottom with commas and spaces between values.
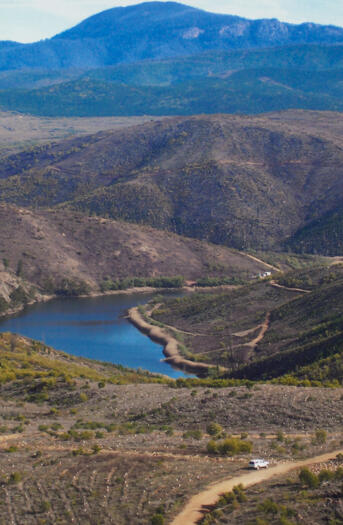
1, 0, 343, 43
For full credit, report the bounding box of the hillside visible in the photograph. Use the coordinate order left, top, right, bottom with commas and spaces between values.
149, 263, 343, 382
0, 204, 270, 317
3, 72, 343, 117
1, 113, 343, 252
0, 331, 342, 524
1, 2, 343, 72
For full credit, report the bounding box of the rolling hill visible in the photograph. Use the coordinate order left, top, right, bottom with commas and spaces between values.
0, 112, 343, 253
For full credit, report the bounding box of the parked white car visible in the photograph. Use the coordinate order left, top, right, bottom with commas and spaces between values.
249, 458, 269, 470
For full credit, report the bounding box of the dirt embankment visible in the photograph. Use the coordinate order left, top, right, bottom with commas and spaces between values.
171, 448, 343, 525
128, 306, 227, 377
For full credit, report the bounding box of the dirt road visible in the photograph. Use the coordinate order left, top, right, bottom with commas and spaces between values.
170, 448, 343, 525
242, 253, 279, 272
269, 280, 310, 293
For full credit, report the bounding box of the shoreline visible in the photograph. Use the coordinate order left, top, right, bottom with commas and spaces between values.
0, 282, 239, 320
0, 284, 233, 377
128, 306, 228, 378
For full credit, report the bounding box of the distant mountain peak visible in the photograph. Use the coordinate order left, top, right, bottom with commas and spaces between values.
1, 2, 343, 71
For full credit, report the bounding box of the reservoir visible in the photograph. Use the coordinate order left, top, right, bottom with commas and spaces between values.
0, 292, 189, 378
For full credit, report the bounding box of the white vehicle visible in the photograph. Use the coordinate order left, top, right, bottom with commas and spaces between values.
249, 458, 269, 470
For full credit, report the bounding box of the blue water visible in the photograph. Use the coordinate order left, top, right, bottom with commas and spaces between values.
0, 292, 189, 378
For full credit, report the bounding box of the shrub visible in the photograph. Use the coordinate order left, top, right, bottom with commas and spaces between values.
40, 501, 51, 512
276, 430, 285, 442
92, 444, 101, 454
218, 437, 252, 456
258, 498, 279, 515
206, 422, 223, 436
319, 469, 334, 483
207, 440, 218, 454
299, 467, 319, 489
9, 472, 22, 484
151, 514, 164, 525
183, 429, 202, 440
6, 446, 18, 453
314, 429, 327, 445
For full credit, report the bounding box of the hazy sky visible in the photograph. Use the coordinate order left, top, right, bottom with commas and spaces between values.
1, 0, 343, 43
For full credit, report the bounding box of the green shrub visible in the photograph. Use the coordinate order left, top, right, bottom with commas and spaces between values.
319, 469, 334, 483
207, 440, 218, 454
299, 467, 319, 489
6, 446, 18, 453
206, 422, 223, 436
276, 430, 285, 442
314, 429, 327, 445
151, 514, 164, 525
9, 472, 22, 484
183, 429, 202, 440
217, 437, 252, 456
258, 498, 279, 515
79, 392, 88, 402
40, 501, 51, 512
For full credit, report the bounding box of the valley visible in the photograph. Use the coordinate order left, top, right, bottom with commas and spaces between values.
0, 3, 343, 523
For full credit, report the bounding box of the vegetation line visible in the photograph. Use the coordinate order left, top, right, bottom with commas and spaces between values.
171, 448, 343, 525
128, 306, 227, 377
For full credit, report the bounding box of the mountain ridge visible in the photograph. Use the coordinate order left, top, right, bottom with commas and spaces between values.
1, 2, 343, 71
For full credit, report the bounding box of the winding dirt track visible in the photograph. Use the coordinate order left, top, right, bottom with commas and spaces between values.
170, 448, 343, 525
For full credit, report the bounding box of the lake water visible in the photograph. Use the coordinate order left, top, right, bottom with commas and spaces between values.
0, 292, 189, 378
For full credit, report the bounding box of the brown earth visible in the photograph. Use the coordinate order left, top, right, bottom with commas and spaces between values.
171, 448, 343, 525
